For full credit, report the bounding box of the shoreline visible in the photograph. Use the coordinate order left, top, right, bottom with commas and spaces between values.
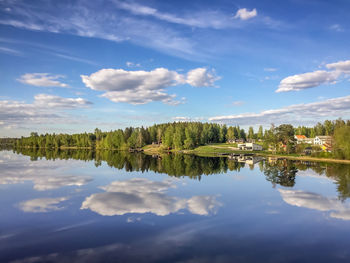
8, 145, 350, 164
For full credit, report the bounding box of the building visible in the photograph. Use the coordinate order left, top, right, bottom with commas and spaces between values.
295, 135, 307, 144
237, 143, 263, 151
314, 136, 332, 146
321, 143, 332, 152
294, 135, 314, 144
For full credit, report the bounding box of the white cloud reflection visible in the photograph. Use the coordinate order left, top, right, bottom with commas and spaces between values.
0, 152, 92, 191
279, 189, 350, 221
81, 178, 221, 216
19, 197, 68, 213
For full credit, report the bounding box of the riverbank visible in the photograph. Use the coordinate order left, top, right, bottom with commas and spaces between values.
143, 143, 350, 164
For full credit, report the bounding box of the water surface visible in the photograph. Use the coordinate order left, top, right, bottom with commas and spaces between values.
1, 150, 350, 262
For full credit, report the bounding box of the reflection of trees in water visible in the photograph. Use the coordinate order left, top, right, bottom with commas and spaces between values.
12, 148, 350, 199
13, 148, 244, 180
263, 159, 298, 187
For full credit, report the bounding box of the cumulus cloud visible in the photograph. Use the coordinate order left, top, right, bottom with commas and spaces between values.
276, 70, 340, 92
18, 73, 68, 88
234, 8, 257, 20
326, 60, 350, 74
186, 68, 220, 87
279, 189, 350, 221
19, 197, 68, 213
0, 94, 92, 130
209, 95, 350, 125
81, 178, 221, 216
0, 153, 93, 191
81, 67, 219, 105
276, 59, 350, 92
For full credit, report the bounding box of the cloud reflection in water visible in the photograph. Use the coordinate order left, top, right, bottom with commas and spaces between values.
81, 178, 221, 216
279, 189, 350, 220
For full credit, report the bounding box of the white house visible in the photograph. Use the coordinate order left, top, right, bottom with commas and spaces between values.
314, 136, 332, 146
237, 143, 263, 151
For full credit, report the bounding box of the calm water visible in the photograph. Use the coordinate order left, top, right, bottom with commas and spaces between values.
1, 149, 350, 262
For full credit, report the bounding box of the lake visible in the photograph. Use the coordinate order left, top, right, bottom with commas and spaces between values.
1, 149, 350, 262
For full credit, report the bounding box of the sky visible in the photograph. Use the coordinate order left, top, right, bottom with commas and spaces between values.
0, 0, 350, 137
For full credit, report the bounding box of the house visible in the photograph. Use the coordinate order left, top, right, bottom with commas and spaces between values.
321, 143, 332, 152
227, 139, 235, 144
294, 135, 314, 144
314, 136, 332, 146
237, 143, 263, 151
295, 135, 307, 144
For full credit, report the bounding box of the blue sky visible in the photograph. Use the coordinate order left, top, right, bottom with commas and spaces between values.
0, 0, 350, 137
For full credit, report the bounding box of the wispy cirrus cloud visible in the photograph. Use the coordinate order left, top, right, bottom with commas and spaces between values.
114, 0, 240, 29
0, 1, 277, 59
209, 95, 350, 125
276, 59, 350, 92
0, 46, 22, 55
81, 67, 219, 105
18, 73, 68, 88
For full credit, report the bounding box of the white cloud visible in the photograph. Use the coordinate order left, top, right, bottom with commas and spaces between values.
209, 95, 350, 125
0, 2, 198, 59
234, 8, 257, 20
326, 60, 350, 74
18, 73, 68, 88
81, 178, 221, 216
115, 0, 234, 29
0, 94, 92, 130
276, 70, 340, 92
81, 67, 219, 105
172, 116, 205, 122
0, 46, 21, 55
276, 59, 350, 92
231, 101, 245, 106
279, 189, 350, 221
19, 197, 68, 213
34, 94, 93, 108
264, 68, 277, 72
186, 68, 220, 87
329, 24, 344, 32
126, 61, 141, 67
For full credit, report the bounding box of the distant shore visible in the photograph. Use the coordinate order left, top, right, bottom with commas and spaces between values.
143, 144, 350, 164
7, 144, 350, 164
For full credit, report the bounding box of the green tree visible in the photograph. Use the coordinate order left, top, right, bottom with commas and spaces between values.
333, 126, 350, 159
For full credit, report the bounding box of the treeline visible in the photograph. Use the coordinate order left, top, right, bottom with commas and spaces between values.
15, 122, 247, 150
294, 119, 350, 137
12, 119, 350, 157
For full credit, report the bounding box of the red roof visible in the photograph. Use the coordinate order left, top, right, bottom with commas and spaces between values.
295, 135, 307, 139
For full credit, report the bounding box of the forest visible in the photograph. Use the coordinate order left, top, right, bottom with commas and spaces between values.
11, 119, 350, 159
